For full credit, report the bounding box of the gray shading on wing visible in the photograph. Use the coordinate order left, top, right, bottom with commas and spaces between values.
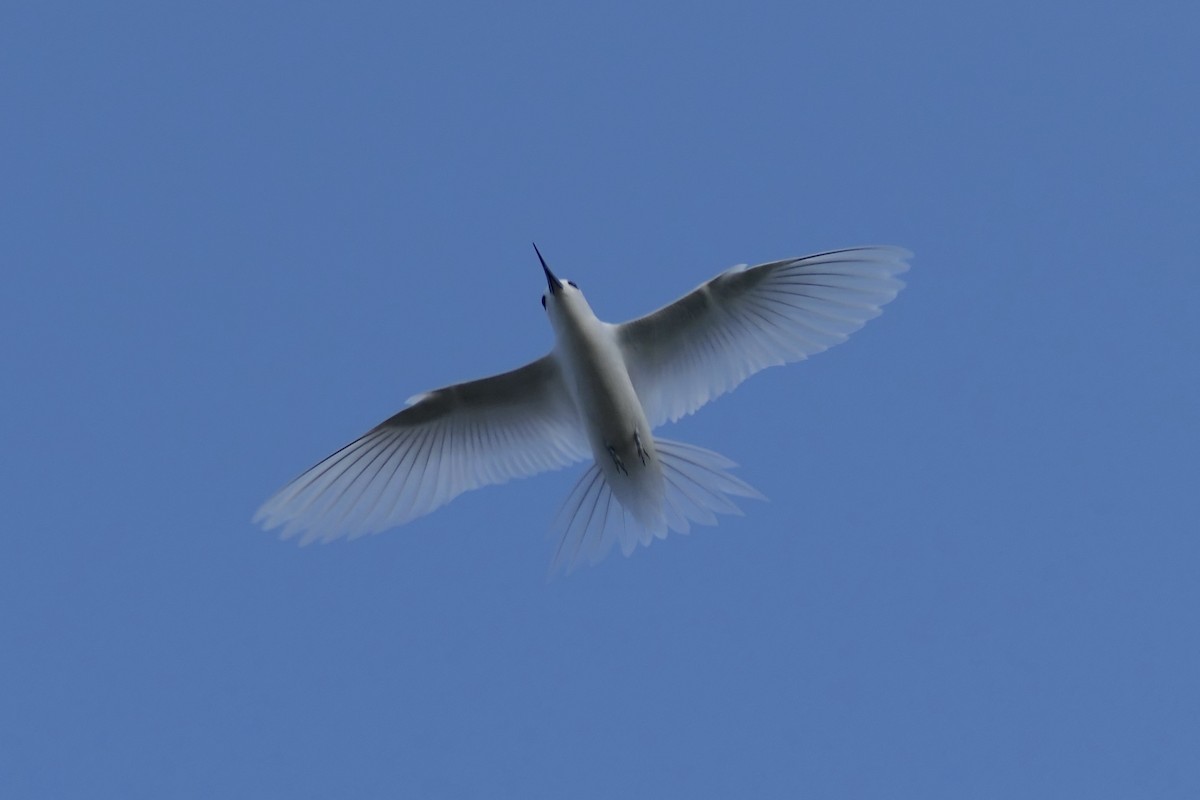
255, 354, 589, 544
618, 246, 911, 428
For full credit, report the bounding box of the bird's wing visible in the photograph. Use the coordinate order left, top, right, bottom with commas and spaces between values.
255, 354, 589, 543
618, 246, 911, 428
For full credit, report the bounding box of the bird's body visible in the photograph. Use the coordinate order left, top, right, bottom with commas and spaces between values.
256, 245, 911, 570
542, 273, 664, 535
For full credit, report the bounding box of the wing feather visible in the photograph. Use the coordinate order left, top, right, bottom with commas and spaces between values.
256, 354, 589, 543
619, 246, 910, 427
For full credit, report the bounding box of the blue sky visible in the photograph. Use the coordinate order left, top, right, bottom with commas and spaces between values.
3, 2, 1198, 797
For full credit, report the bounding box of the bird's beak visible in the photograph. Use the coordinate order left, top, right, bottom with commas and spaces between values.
533, 242, 559, 294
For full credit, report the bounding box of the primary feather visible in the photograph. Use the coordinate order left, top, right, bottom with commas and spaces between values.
254, 355, 588, 544
619, 246, 911, 427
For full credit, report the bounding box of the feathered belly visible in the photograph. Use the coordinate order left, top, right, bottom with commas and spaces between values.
561, 338, 667, 530
590, 422, 665, 531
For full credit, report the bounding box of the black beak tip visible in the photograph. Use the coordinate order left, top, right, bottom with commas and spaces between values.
533, 242, 559, 293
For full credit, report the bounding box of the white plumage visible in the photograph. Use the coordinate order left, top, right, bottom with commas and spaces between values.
256, 245, 911, 570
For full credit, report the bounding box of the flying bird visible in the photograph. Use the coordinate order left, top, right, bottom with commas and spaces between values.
256, 245, 910, 570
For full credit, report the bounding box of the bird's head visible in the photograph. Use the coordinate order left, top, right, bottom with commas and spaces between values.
533, 243, 591, 325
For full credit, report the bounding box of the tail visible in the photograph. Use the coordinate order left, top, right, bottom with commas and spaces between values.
549, 438, 765, 573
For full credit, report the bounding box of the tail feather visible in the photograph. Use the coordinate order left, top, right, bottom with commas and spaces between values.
550, 462, 620, 570
549, 437, 764, 573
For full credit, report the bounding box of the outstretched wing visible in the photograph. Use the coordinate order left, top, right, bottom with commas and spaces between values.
255, 354, 589, 543
618, 246, 910, 428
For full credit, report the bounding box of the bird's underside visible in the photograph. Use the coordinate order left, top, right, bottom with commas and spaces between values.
255, 245, 911, 571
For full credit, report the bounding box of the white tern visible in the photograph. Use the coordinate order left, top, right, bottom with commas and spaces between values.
256, 244, 910, 570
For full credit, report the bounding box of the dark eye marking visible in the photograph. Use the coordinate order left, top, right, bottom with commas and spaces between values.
567, 281, 578, 289
541, 296, 547, 309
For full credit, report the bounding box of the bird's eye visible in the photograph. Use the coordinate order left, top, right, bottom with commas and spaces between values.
541, 296, 547, 309
567, 281, 578, 289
